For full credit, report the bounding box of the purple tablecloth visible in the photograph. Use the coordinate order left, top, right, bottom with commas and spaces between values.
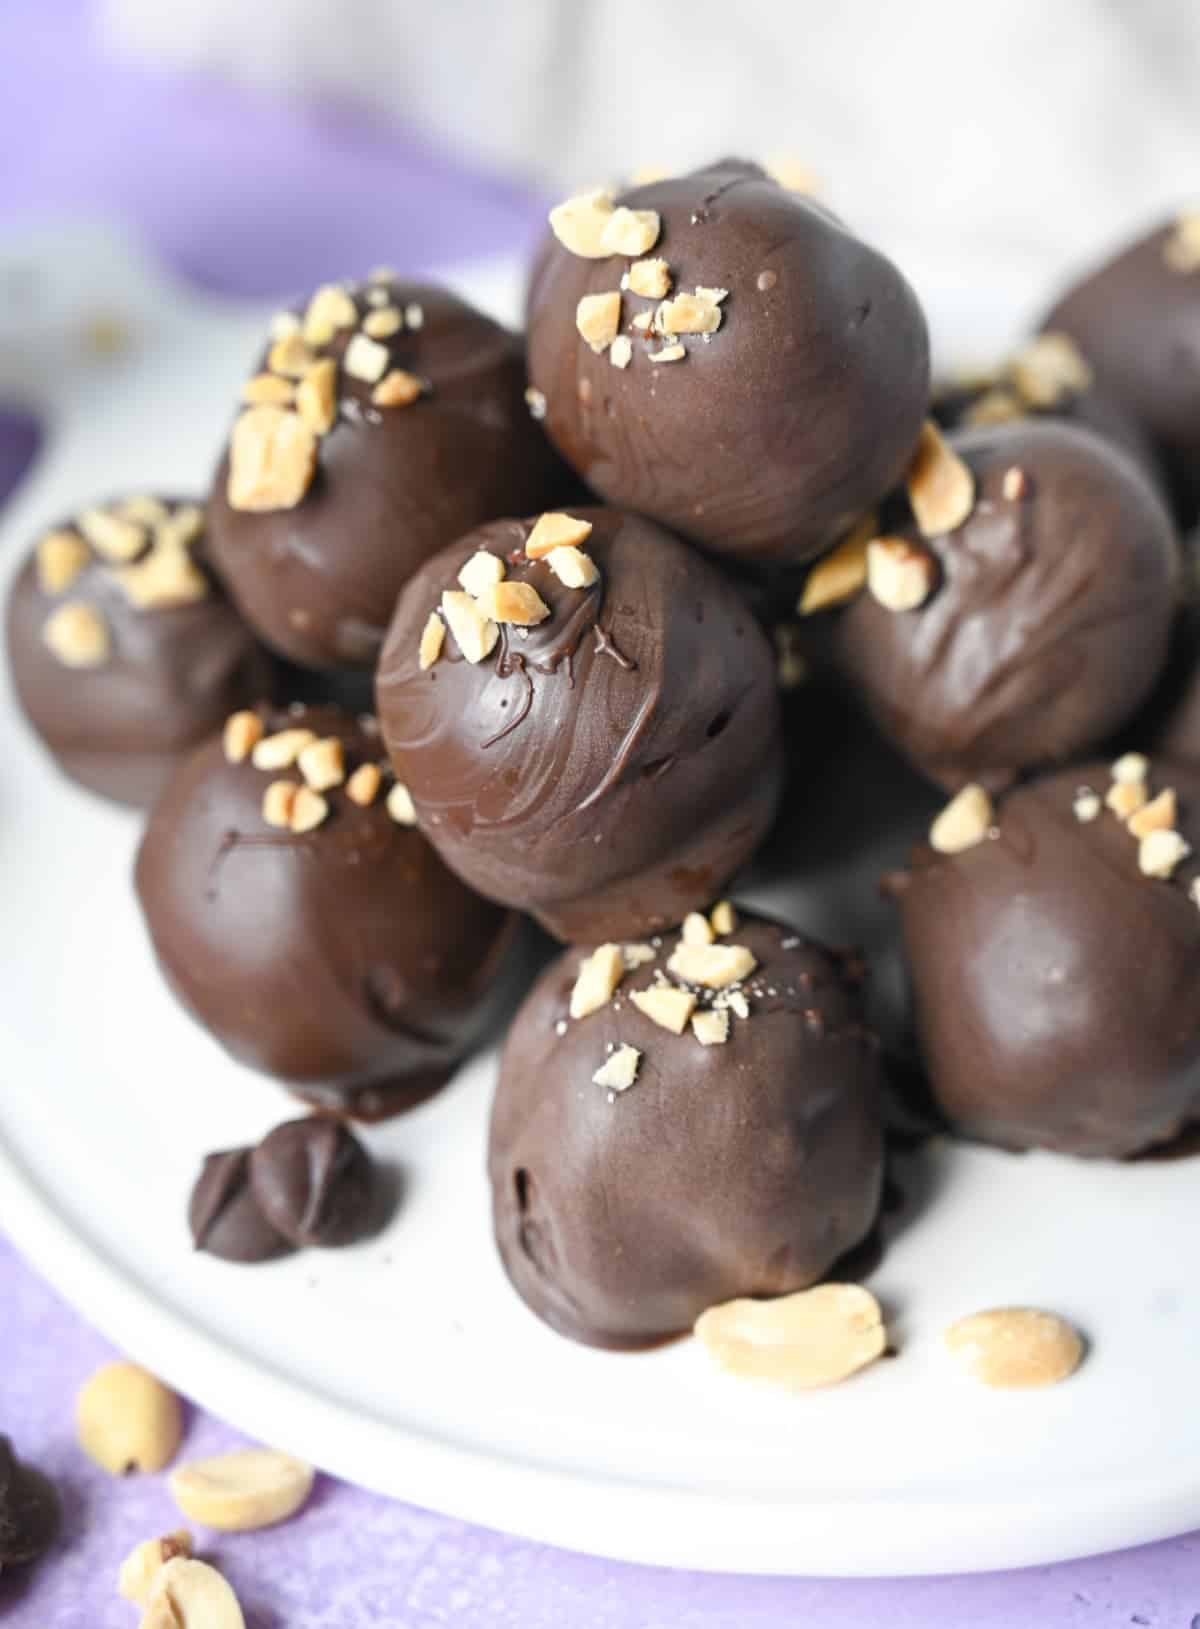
3, 2, 1200, 1621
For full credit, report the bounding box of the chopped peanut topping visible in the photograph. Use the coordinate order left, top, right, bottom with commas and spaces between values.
114, 535, 208, 610
548, 188, 617, 257
1139, 829, 1191, 879
666, 942, 757, 989
290, 785, 329, 833
592, 1044, 641, 1092
649, 343, 686, 363
343, 333, 390, 383
631, 985, 696, 1033
1010, 333, 1093, 408
570, 943, 626, 1020
1106, 780, 1148, 820
223, 711, 264, 764
1112, 752, 1150, 784
600, 206, 661, 257
866, 537, 937, 612
440, 590, 498, 663
242, 373, 296, 407
576, 292, 622, 353
269, 310, 301, 340
345, 763, 382, 806
362, 307, 403, 339
296, 358, 337, 435
1073, 789, 1102, 823
372, 369, 424, 408
1127, 788, 1177, 839
659, 291, 723, 335
907, 420, 975, 537
267, 333, 316, 378
43, 600, 110, 667
609, 335, 633, 370
710, 900, 737, 936
261, 780, 297, 829
36, 529, 89, 595
227, 406, 317, 512
526, 512, 593, 559
627, 258, 671, 298
545, 546, 598, 589
386, 782, 417, 826
418, 612, 446, 670
252, 728, 317, 771
964, 388, 1024, 428
302, 283, 357, 346
477, 580, 551, 626
691, 1009, 730, 1046
1001, 466, 1029, 501
297, 736, 345, 792
681, 911, 716, 946
929, 784, 993, 854
78, 507, 145, 562
457, 551, 506, 597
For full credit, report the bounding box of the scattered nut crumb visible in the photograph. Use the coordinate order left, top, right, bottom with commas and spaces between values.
144, 1557, 246, 1629
227, 405, 318, 512
1106, 779, 1148, 820
907, 420, 975, 537
386, 782, 417, 826
1112, 752, 1150, 785
404, 303, 424, 330
343, 332, 390, 383
267, 332, 316, 378
119, 1530, 193, 1606
525, 386, 547, 420
418, 611, 446, 670
345, 763, 382, 806
1001, 466, 1029, 501
262, 780, 298, 829
631, 310, 653, 332
570, 943, 626, 1019
1010, 332, 1094, 408
726, 990, 750, 1020
75, 1361, 182, 1475
691, 1009, 730, 1046
695, 1284, 886, 1392
441, 590, 499, 663
548, 188, 617, 257
943, 1307, 1083, 1389
169, 1447, 314, 1533
576, 291, 622, 353
592, 1044, 641, 1092
42, 600, 110, 667
458, 551, 506, 597
242, 372, 296, 407
477, 580, 551, 626
1127, 787, 1177, 839
296, 357, 338, 435
930, 784, 993, 854
36, 529, 90, 595
622, 942, 657, 969
115, 535, 208, 610
546, 545, 599, 588
667, 942, 757, 988
1073, 789, 1101, 823
630, 985, 697, 1033
1138, 828, 1191, 879
252, 728, 317, 770
627, 258, 671, 298
600, 206, 661, 257
526, 511, 593, 558
78, 506, 145, 562
681, 911, 715, 946
710, 900, 737, 936
609, 334, 633, 369
223, 710, 264, 764
659, 291, 723, 335
866, 536, 937, 612
297, 736, 344, 792
372, 369, 424, 407
798, 520, 873, 614
649, 343, 686, 363
302, 283, 358, 346
363, 306, 403, 339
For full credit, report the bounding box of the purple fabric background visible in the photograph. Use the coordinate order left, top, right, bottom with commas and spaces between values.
3, 2, 1200, 1621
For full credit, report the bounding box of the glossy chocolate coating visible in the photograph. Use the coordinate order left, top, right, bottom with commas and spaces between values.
376, 508, 783, 942
489, 913, 885, 1348
208, 280, 567, 669
250, 1117, 374, 1247
136, 703, 522, 1118
7, 499, 273, 807
1043, 220, 1200, 527
0, 1439, 60, 1568
188, 1147, 294, 1263
895, 759, 1200, 1157
525, 159, 930, 567
836, 421, 1179, 791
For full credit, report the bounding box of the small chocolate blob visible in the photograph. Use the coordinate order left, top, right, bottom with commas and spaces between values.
836, 421, 1179, 791
526, 159, 930, 567
0, 1439, 61, 1568
377, 508, 783, 942
489, 912, 885, 1349
207, 278, 567, 669
896, 758, 1200, 1157
6, 496, 272, 806
136, 704, 521, 1118
250, 1117, 374, 1248
1043, 216, 1200, 526
188, 1148, 294, 1264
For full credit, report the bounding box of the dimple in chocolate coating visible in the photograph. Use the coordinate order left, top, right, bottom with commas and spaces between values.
376, 508, 783, 943
135, 704, 521, 1118
895, 759, 1200, 1157
525, 159, 930, 567
1043, 220, 1200, 527
488, 913, 885, 1349
249, 1117, 374, 1247
188, 1147, 294, 1264
0, 1439, 61, 1568
836, 420, 1179, 792
6, 498, 273, 807
207, 281, 568, 669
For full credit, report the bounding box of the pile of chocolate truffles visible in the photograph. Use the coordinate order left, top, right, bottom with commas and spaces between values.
10, 160, 1200, 1352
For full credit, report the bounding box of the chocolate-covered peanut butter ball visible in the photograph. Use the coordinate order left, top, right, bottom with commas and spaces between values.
207, 277, 566, 669
896, 757, 1200, 1157
489, 910, 885, 1348
136, 703, 521, 1119
1043, 214, 1200, 526
7, 496, 272, 806
376, 507, 783, 942
835, 420, 1178, 792
525, 159, 929, 567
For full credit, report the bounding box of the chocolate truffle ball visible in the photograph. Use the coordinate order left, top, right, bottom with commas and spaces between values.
188, 1147, 294, 1264
250, 1117, 374, 1247
895, 757, 1200, 1157
835, 420, 1179, 791
376, 507, 783, 942
525, 159, 930, 567
489, 910, 885, 1349
6, 496, 272, 806
135, 703, 521, 1119
207, 277, 566, 670
0, 1440, 60, 1569
1043, 215, 1200, 526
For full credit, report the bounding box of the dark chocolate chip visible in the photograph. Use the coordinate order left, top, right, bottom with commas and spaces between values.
250, 1118, 374, 1248
188, 1147, 294, 1264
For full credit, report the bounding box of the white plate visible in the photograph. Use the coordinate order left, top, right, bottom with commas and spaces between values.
2, 225, 1199, 1578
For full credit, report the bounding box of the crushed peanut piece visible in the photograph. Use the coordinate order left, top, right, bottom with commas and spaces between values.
36, 529, 89, 595
252, 728, 317, 770
631, 310, 653, 332
223, 710, 264, 764
78, 506, 145, 562
866, 536, 937, 613
627, 258, 671, 298
798, 518, 874, 614
115, 537, 208, 611
302, 283, 358, 346
242, 372, 296, 407
963, 388, 1024, 428
296, 358, 338, 435
297, 736, 345, 792
548, 188, 617, 257
441, 590, 498, 663
1010, 332, 1093, 408
667, 942, 757, 989
477, 580, 551, 626
458, 550, 506, 597
695, 286, 730, 305
418, 611, 446, 670
1073, 789, 1101, 823
659, 291, 723, 335
261, 780, 297, 829
365, 286, 390, 308
345, 762, 382, 806
343, 332, 390, 383
267, 332, 316, 378
691, 1009, 730, 1046
592, 1044, 641, 1092
386, 782, 417, 826
546, 545, 599, 588
372, 369, 424, 407
119, 1530, 193, 1606
622, 943, 657, 969
710, 900, 737, 936
1139, 828, 1191, 879
695, 1284, 886, 1392
1128, 787, 1177, 839
1191, 877, 1200, 909
526, 511, 593, 559
943, 1307, 1083, 1389
164, 505, 204, 547
1002, 466, 1029, 501
42, 600, 110, 667
570, 943, 626, 1019
907, 420, 975, 537
525, 386, 547, 420
600, 206, 661, 257
404, 303, 424, 330
575, 291, 622, 353
649, 342, 686, 363
227, 406, 318, 512
363, 306, 403, 339
1106, 779, 1148, 820
631, 985, 696, 1033
1112, 751, 1150, 785
609, 334, 633, 369
681, 911, 716, 946
929, 784, 993, 854
1164, 212, 1200, 275
289, 785, 329, 833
